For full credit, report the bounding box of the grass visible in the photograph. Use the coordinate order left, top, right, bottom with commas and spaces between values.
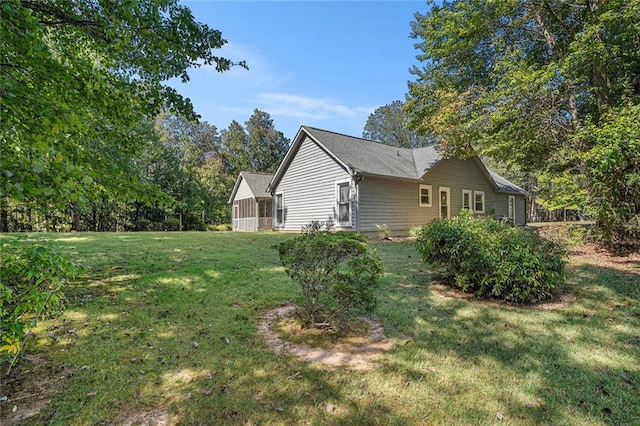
1, 232, 639, 425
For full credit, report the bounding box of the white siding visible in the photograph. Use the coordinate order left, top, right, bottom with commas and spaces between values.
234, 177, 254, 201
274, 137, 353, 231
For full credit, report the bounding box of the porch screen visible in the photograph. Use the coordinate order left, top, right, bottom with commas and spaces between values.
233, 198, 256, 219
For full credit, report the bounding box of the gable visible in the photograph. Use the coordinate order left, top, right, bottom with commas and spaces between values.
268, 126, 527, 196
228, 171, 273, 203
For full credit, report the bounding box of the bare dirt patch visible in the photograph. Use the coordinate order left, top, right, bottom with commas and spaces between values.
258, 305, 396, 371
569, 243, 640, 274
116, 404, 177, 426
0, 354, 61, 425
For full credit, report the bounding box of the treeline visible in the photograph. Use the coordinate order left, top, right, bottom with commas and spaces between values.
1, 109, 288, 232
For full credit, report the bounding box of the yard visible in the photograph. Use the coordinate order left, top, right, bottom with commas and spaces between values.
1, 232, 639, 425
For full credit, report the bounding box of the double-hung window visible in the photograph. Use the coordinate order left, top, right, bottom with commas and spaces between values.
473, 191, 485, 213
275, 192, 284, 225
419, 184, 432, 207
336, 180, 351, 225
462, 189, 472, 210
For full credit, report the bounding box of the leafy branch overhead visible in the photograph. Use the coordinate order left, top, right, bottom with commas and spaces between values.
0, 0, 244, 207
406, 0, 640, 246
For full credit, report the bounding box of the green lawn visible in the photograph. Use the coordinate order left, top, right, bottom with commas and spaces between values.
1, 232, 639, 425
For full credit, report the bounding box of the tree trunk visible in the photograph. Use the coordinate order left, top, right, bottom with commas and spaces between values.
71, 205, 82, 231
0, 197, 8, 232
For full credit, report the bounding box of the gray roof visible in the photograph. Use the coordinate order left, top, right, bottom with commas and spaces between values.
269, 126, 527, 194
489, 170, 527, 194
228, 171, 273, 203
304, 127, 433, 180
241, 172, 273, 198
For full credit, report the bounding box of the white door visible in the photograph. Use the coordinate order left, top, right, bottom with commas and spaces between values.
439, 187, 450, 219
508, 196, 515, 224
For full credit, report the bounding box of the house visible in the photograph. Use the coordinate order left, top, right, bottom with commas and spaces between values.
265, 126, 527, 236
228, 171, 274, 232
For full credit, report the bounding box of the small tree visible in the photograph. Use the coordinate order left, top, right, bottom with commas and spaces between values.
1, 241, 80, 371
275, 228, 382, 330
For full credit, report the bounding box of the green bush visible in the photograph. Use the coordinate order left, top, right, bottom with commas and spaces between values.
274, 228, 383, 330
1, 241, 80, 369
415, 211, 566, 304
163, 217, 180, 231
206, 223, 232, 232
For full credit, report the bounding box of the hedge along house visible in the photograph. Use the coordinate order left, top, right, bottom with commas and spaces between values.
266, 126, 527, 236
228, 171, 274, 232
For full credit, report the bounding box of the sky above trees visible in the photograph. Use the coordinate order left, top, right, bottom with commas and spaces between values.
166, 0, 427, 140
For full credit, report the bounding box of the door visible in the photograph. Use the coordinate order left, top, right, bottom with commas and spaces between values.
508, 196, 515, 224
439, 187, 450, 219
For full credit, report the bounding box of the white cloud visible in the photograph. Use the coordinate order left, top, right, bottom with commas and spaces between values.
255, 92, 376, 122
195, 42, 287, 88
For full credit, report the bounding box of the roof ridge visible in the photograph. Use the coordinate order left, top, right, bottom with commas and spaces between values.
240, 171, 273, 176
302, 125, 368, 142
411, 149, 421, 179
303, 126, 415, 154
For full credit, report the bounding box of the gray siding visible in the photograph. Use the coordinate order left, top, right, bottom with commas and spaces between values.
274, 137, 353, 231
358, 157, 526, 235
358, 176, 433, 234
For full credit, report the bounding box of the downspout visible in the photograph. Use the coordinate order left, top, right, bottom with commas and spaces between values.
353, 173, 363, 233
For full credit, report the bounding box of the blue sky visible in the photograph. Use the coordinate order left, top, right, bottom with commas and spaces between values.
168, 1, 430, 141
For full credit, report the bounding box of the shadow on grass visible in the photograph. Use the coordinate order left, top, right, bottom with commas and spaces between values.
375, 257, 640, 425
2, 235, 639, 424
2, 233, 409, 425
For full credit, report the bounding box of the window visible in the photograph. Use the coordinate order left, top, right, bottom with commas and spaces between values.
336, 180, 351, 225
419, 184, 432, 207
473, 191, 485, 213
508, 196, 515, 223
462, 190, 472, 210
275, 193, 284, 225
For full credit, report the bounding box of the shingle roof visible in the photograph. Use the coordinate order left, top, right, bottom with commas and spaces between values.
268, 126, 527, 195
304, 127, 427, 179
228, 171, 273, 203
488, 170, 527, 194
241, 172, 272, 198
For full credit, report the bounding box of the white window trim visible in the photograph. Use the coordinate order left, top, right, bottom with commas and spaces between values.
275, 191, 284, 226
462, 189, 472, 210
335, 179, 352, 227
419, 184, 433, 207
473, 191, 485, 214
439, 186, 451, 219
508, 195, 515, 222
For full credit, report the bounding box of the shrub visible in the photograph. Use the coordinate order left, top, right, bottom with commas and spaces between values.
274, 228, 383, 330
1, 240, 80, 370
163, 217, 180, 231
207, 223, 231, 232
415, 210, 566, 304
408, 226, 424, 237
375, 224, 391, 238
300, 220, 333, 233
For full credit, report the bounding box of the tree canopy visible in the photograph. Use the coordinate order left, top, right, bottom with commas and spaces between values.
1, 0, 243, 208
220, 110, 290, 174
362, 100, 431, 148
406, 0, 640, 245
